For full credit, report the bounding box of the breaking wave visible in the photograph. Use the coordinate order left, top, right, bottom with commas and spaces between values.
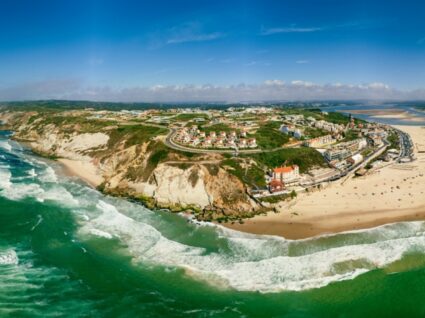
0, 140, 12, 152
0, 250, 18, 265
82, 200, 425, 292
0, 168, 12, 189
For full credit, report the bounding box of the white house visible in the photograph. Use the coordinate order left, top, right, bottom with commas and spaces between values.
272, 165, 300, 183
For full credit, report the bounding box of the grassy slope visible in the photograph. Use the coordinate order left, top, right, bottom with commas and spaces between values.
253, 122, 290, 149
199, 123, 236, 133
172, 113, 209, 121
247, 148, 326, 173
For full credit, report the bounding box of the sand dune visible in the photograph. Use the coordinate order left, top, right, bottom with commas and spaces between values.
59, 158, 103, 188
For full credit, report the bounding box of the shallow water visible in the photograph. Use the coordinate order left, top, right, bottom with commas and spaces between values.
322, 103, 425, 125
1, 130, 425, 317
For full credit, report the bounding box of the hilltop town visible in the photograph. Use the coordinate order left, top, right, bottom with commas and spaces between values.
0, 105, 414, 222
87, 105, 413, 194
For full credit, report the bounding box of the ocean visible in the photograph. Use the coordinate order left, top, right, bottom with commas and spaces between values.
1, 129, 425, 317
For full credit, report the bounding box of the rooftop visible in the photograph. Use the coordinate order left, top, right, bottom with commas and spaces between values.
274, 165, 298, 173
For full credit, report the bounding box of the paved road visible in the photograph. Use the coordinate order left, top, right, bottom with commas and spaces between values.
393, 127, 414, 161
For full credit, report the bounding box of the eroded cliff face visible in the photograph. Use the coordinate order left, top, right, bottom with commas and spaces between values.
0, 111, 263, 220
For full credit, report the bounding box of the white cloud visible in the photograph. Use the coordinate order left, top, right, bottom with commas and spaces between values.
264, 79, 285, 86
164, 22, 224, 45
244, 61, 257, 66
260, 26, 322, 36
296, 60, 310, 64
1, 79, 424, 102
244, 60, 271, 67
291, 80, 315, 87
167, 32, 223, 44
367, 82, 390, 90
147, 22, 225, 49
260, 20, 376, 37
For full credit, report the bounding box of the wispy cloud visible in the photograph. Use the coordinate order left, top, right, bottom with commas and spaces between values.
260, 26, 323, 35
167, 32, 224, 44
148, 22, 225, 49
165, 22, 224, 45
260, 20, 379, 36
244, 60, 271, 67
244, 61, 258, 66
296, 60, 310, 64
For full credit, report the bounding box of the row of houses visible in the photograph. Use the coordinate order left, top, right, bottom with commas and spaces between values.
175, 126, 257, 149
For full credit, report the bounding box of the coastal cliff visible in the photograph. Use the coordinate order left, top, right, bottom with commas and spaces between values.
0, 110, 264, 220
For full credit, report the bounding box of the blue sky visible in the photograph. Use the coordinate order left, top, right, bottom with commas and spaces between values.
0, 0, 425, 101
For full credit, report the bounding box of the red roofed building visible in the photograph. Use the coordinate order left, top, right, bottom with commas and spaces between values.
272, 165, 300, 183
269, 179, 285, 193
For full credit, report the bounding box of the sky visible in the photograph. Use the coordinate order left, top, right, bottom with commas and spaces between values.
0, 0, 425, 102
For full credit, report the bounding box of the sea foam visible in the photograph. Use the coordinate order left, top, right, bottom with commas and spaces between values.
0, 140, 12, 152
80, 199, 425, 292
0, 250, 19, 265
0, 168, 12, 189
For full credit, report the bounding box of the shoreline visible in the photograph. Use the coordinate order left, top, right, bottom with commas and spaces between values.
225, 124, 425, 239
226, 205, 425, 240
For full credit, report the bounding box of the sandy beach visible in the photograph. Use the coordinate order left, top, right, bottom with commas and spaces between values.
227, 125, 425, 239
348, 108, 404, 115
58, 158, 103, 188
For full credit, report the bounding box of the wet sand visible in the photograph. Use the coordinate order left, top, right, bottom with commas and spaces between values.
346, 108, 425, 123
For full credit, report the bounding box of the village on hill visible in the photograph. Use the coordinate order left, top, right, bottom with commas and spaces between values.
77, 105, 414, 199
